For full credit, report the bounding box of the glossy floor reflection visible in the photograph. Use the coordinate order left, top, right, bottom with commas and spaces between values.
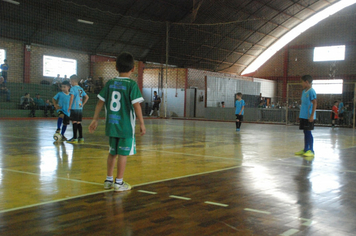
0, 119, 355, 235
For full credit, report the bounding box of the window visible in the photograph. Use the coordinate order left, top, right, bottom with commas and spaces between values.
313, 79, 343, 94
43, 55, 77, 77
313, 45, 345, 62
0, 49, 6, 68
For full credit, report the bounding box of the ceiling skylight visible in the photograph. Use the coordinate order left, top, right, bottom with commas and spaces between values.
241, 0, 356, 75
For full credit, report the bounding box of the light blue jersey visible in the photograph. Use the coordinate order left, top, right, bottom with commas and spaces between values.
54, 92, 71, 116
299, 88, 317, 119
235, 99, 245, 115
69, 85, 86, 110
339, 102, 344, 114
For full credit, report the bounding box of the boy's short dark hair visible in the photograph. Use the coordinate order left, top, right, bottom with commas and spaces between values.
301, 75, 313, 83
61, 81, 71, 87
70, 74, 79, 82
237, 92, 242, 96
334, 101, 338, 104
116, 52, 134, 73
24, 92, 29, 96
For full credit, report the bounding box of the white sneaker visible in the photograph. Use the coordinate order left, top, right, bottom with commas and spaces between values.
104, 180, 113, 189
114, 181, 131, 192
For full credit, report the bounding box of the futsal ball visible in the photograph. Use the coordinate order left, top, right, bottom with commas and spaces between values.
53, 133, 62, 141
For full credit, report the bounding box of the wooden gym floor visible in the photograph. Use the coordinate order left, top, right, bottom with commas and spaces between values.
0, 119, 356, 235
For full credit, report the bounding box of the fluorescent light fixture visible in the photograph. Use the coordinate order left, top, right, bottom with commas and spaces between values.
242, 0, 356, 75
313, 45, 345, 62
3, 0, 20, 5
77, 19, 94, 25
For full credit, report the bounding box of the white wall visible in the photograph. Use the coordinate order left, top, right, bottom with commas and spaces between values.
142, 88, 185, 117
253, 78, 277, 99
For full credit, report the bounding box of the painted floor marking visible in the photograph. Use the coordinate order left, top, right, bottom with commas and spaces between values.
299, 218, 313, 226
204, 201, 228, 207
141, 148, 242, 161
169, 195, 191, 200
1, 165, 241, 214
1, 168, 102, 186
133, 165, 241, 187
279, 229, 299, 236
0, 189, 111, 214
137, 190, 157, 195
244, 208, 271, 215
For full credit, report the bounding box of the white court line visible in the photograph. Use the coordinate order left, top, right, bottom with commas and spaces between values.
0, 165, 241, 214
169, 195, 191, 200
279, 229, 299, 236
244, 208, 271, 215
48, 141, 243, 162
299, 218, 313, 226
204, 201, 228, 207
133, 165, 242, 187
1, 168, 102, 186
0, 189, 112, 214
140, 148, 242, 161
137, 190, 157, 195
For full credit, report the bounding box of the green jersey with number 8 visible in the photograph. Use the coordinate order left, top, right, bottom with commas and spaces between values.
98, 77, 144, 138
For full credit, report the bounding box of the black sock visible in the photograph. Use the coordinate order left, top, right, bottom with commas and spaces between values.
73, 123, 78, 139
238, 122, 242, 128
78, 123, 83, 138
236, 122, 239, 129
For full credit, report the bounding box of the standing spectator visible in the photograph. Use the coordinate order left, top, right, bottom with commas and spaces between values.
84, 76, 93, 92
258, 101, 264, 108
53, 74, 62, 91
20, 93, 36, 117
0, 76, 10, 101
33, 93, 55, 117
0, 59, 9, 84
149, 91, 161, 116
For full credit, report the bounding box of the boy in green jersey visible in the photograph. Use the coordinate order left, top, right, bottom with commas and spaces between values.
89, 52, 146, 192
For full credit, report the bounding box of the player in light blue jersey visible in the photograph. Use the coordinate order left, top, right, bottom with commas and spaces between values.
235, 92, 245, 131
295, 75, 317, 159
52, 81, 71, 140
67, 75, 89, 143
